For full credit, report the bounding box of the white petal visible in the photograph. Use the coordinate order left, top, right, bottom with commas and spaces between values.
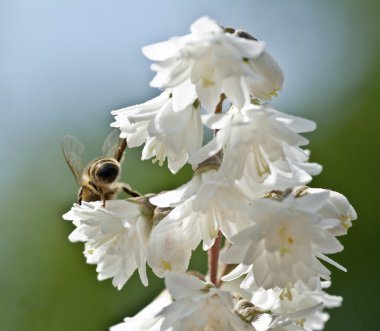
188, 133, 224, 166
194, 78, 222, 114
274, 110, 316, 133
223, 76, 249, 108
201, 112, 232, 130
142, 39, 179, 61
165, 272, 205, 299
316, 252, 347, 272
172, 80, 197, 111
150, 180, 196, 207
296, 190, 331, 212
221, 264, 251, 282
190, 16, 223, 33
112, 90, 169, 116
153, 101, 192, 134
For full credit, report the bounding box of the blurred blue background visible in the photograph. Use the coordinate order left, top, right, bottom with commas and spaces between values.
1, 0, 379, 330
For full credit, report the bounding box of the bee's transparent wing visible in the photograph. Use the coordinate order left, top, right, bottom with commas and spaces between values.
102, 129, 126, 162
62, 135, 85, 186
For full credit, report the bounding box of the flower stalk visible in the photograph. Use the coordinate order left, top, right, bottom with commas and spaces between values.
208, 230, 222, 286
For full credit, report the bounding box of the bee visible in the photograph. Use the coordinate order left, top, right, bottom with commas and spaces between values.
62, 130, 140, 206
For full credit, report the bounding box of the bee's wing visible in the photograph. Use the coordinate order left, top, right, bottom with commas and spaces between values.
62, 135, 85, 186
102, 129, 126, 162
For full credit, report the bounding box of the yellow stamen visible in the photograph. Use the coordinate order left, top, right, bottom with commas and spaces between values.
253, 145, 271, 177
279, 285, 293, 301
161, 260, 172, 271
268, 88, 280, 98
202, 77, 215, 87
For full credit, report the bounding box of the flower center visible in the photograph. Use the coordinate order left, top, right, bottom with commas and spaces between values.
202, 77, 215, 87
278, 226, 294, 256
161, 260, 172, 271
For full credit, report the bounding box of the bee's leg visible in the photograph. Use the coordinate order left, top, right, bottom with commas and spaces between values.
88, 181, 106, 207
97, 187, 106, 208
122, 186, 141, 197
78, 187, 84, 205
118, 183, 141, 197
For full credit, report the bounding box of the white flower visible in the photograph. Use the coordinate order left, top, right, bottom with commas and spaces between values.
150, 164, 252, 250
221, 188, 347, 290
143, 16, 283, 113
221, 280, 326, 331
249, 282, 342, 331
242, 49, 284, 101
162, 273, 254, 331
111, 273, 254, 331
304, 188, 357, 236
234, 296, 323, 331
63, 200, 152, 289
190, 105, 321, 196
111, 87, 203, 173
147, 208, 192, 278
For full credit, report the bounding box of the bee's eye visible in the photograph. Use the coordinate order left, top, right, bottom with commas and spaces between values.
96, 162, 119, 183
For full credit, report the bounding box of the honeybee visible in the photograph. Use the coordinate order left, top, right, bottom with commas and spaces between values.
62, 130, 140, 206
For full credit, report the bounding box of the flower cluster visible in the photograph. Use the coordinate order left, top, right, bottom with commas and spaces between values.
63, 16, 357, 330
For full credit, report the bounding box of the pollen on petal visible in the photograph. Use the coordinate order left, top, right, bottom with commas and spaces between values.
161, 260, 172, 271
202, 77, 215, 87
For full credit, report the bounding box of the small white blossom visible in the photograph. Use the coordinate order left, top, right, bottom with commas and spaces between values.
111, 88, 203, 173
234, 296, 323, 331
190, 105, 321, 196
147, 209, 192, 277
150, 164, 252, 250
304, 188, 357, 236
249, 282, 342, 331
111, 273, 254, 331
241, 49, 284, 101
63, 200, 152, 289
143, 16, 283, 113
161, 273, 253, 331
221, 280, 325, 331
222, 188, 348, 290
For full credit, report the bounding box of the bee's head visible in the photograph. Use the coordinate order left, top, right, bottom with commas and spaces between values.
89, 158, 120, 184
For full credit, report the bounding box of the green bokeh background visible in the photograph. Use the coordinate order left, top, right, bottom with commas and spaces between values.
1, 0, 379, 330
